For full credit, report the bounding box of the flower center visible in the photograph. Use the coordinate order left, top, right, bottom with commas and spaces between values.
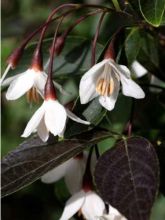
26, 87, 40, 103
96, 78, 114, 96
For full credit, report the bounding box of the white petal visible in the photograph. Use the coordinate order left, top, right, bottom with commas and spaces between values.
79, 60, 108, 104
21, 104, 45, 138
131, 61, 148, 78
34, 71, 47, 98
99, 76, 120, 111
101, 205, 127, 220
1, 74, 22, 87
41, 159, 73, 183
82, 191, 105, 220
37, 117, 49, 142
118, 65, 131, 78
120, 74, 145, 99
58, 123, 66, 137
6, 69, 35, 100
60, 190, 85, 220
108, 59, 130, 78
66, 109, 90, 125
65, 157, 87, 194
44, 100, 67, 136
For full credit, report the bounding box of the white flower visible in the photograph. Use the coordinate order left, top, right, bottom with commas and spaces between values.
99, 205, 127, 220
3, 68, 69, 100
41, 151, 96, 195
60, 190, 106, 220
4, 68, 47, 100
21, 99, 90, 142
79, 59, 145, 111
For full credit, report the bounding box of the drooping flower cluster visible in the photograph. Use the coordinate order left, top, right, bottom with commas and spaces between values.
1, 6, 147, 219
1, 56, 145, 141
41, 151, 127, 220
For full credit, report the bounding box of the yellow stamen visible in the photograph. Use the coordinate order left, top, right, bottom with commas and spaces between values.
96, 78, 114, 96
26, 87, 40, 103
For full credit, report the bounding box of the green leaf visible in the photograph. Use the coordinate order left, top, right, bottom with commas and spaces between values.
139, 0, 165, 27
82, 98, 107, 125
95, 137, 159, 220
1, 129, 110, 198
138, 32, 165, 81
125, 28, 143, 65
103, 95, 132, 133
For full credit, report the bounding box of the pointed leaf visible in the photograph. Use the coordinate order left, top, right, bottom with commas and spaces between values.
139, 0, 165, 27
94, 137, 159, 220
1, 129, 110, 198
125, 28, 143, 65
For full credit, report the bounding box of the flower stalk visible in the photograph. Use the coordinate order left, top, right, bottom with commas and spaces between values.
91, 11, 106, 66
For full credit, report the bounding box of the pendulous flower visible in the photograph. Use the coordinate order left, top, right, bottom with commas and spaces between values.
41, 151, 96, 195
79, 58, 145, 111
4, 68, 47, 100
59, 189, 106, 220
21, 99, 90, 142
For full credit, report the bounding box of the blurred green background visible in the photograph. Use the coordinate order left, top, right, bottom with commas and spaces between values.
1, 0, 165, 220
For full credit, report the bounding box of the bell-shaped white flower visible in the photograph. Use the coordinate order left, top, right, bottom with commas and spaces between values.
4, 68, 47, 100
79, 59, 145, 111
3, 68, 69, 100
41, 151, 95, 195
60, 190, 106, 220
21, 99, 90, 142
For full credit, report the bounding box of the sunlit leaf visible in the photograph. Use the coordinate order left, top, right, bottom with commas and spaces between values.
139, 0, 165, 27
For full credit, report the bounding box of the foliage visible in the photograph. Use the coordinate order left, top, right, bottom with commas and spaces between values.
1, 0, 165, 220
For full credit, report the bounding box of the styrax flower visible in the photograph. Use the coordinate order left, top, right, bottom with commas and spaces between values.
21, 99, 90, 142
4, 68, 47, 100
59, 189, 106, 220
79, 59, 145, 111
41, 151, 96, 194
3, 68, 68, 100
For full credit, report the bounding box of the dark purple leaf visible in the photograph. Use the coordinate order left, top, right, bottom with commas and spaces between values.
94, 137, 159, 220
1, 129, 110, 198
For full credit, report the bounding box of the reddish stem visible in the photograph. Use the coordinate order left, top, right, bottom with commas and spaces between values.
44, 17, 64, 100
49, 9, 103, 56
91, 12, 106, 66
